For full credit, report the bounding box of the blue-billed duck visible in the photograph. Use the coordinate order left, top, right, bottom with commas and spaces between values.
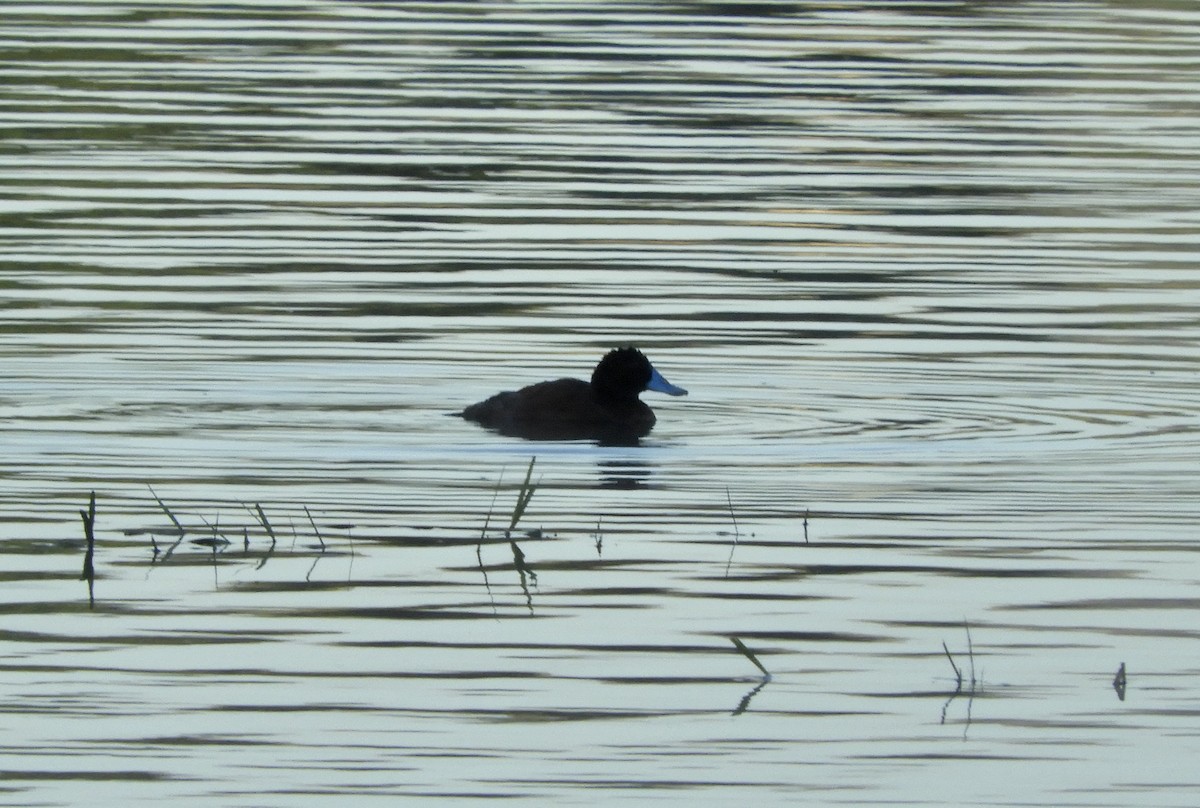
460, 347, 687, 442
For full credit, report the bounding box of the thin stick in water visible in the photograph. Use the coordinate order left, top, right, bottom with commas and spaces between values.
79, 491, 96, 581
942, 640, 963, 689
79, 491, 97, 608
147, 484, 184, 536
965, 621, 976, 687
508, 456, 538, 533
724, 487, 740, 577
730, 636, 771, 680
304, 505, 325, 551
248, 503, 277, 549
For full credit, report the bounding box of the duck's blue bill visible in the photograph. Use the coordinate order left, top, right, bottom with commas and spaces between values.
647, 366, 688, 396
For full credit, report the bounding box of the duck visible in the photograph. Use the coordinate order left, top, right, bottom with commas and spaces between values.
459, 347, 687, 442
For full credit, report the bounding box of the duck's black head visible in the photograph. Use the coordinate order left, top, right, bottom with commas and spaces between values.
591, 347, 687, 404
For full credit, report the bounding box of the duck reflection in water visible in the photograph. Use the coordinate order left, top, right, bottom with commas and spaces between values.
460, 347, 687, 443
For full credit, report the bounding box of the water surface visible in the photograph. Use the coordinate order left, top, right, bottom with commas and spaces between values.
3, 2, 1200, 805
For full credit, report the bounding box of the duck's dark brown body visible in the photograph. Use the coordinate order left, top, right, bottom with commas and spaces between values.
459, 347, 686, 442
462, 378, 658, 441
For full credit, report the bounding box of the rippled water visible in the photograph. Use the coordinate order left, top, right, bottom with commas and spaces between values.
3, 2, 1200, 805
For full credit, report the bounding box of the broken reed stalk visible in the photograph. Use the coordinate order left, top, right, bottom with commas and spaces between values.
304, 505, 325, 551
79, 491, 96, 579
145, 485, 188, 563
942, 640, 963, 689
730, 636, 771, 680
723, 487, 740, 577
79, 491, 97, 609
507, 456, 537, 533
481, 463, 504, 542
478, 499, 495, 570
147, 484, 184, 536
249, 503, 277, 549
942, 621, 977, 692
965, 621, 976, 686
